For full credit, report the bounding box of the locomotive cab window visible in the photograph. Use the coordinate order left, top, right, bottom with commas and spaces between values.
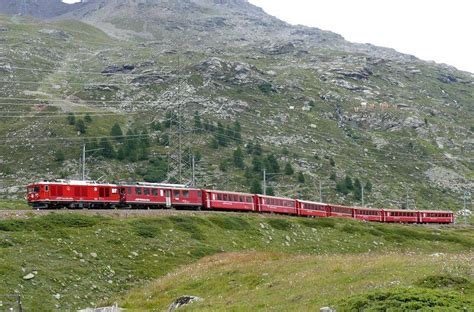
182, 191, 189, 198
174, 190, 180, 198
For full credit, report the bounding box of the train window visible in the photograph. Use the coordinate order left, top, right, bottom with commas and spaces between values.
198, 191, 202, 198
152, 189, 158, 196
174, 190, 180, 198
247, 197, 253, 203
135, 187, 142, 195
223, 194, 228, 201
144, 188, 150, 196
128, 187, 132, 195
182, 191, 189, 198
239, 195, 244, 202
217, 193, 222, 200
45, 185, 49, 192
234, 195, 238, 202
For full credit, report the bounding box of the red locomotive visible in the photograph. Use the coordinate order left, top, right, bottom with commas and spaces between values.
27, 180, 121, 209
26, 180, 454, 224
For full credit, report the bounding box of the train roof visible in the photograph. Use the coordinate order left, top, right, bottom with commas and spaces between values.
30, 180, 117, 186
205, 189, 254, 196
257, 194, 295, 201
297, 199, 327, 205
382, 208, 419, 212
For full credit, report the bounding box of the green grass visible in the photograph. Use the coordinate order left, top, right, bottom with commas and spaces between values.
0, 200, 30, 210
121, 252, 474, 311
0, 212, 473, 311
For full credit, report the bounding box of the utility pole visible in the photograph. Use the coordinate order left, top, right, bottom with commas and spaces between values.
263, 169, 266, 196
319, 180, 322, 203
362, 184, 365, 207
82, 144, 86, 181
464, 191, 468, 225
191, 155, 195, 187
178, 104, 182, 183
406, 187, 409, 210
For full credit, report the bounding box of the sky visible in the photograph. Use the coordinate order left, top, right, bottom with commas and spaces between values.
62, 0, 474, 73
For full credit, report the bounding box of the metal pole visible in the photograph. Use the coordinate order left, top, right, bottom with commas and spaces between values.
362, 184, 364, 207
319, 180, 322, 202
178, 104, 182, 183
464, 191, 467, 225
406, 187, 409, 209
192, 155, 195, 187
263, 169, 266, 195
82, 144, 86, 181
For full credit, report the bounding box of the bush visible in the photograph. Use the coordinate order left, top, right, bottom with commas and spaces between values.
75, 119, 86, 134
54, 150, 65, 162
168, 216, 204, 241
208, 216, 251, 231
337, 287, 473, 311
67, 113, 75, 125
416, 275, 473, 291
258, 82, 273, 94
267, 218, 291, 230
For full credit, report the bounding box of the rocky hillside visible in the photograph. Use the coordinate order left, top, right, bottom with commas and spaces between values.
0, 0, 89, 18
0, 0, 472, 211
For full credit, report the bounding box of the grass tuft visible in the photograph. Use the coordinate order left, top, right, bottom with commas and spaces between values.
267, 218, 292, 230
338, 287, 473, 311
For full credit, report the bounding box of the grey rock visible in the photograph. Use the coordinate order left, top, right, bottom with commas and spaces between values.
102, 64, 136, 75
23, 273, 35, 280
168, 296, 202, 311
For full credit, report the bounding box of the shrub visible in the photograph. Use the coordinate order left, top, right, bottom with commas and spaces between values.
267, 218, 291, 230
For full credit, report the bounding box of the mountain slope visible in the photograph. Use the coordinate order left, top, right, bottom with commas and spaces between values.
0, 1, 472, 211
0, 0, 88, 18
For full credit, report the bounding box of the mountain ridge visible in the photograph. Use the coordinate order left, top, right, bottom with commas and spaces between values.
0, 1, 472, 211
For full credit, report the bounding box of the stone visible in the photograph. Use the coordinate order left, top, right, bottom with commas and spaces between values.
168, 296, 202, 311
23, 273, 35, 280
90, 252, 97, 258
320, 307, 335, 312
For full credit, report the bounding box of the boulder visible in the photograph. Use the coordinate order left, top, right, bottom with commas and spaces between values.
168, 296, 202, 311
23, 273, 35, 280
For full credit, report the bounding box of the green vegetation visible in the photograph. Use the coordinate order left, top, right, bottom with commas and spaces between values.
121, 251, 474, 311
0, 212, 473, 311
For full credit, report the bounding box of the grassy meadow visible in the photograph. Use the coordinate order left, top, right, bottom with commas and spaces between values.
0, 212, 473, 310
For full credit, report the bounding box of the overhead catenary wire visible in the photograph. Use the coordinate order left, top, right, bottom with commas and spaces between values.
0, 94, 470, 160
0, 76, 470, 163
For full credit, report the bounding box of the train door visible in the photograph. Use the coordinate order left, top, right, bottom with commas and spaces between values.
119, 187, 126, 203
99, 187, 110, 200
165, 190, 171, 208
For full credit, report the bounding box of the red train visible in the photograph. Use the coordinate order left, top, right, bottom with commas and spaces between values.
26, 180, 454, 224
